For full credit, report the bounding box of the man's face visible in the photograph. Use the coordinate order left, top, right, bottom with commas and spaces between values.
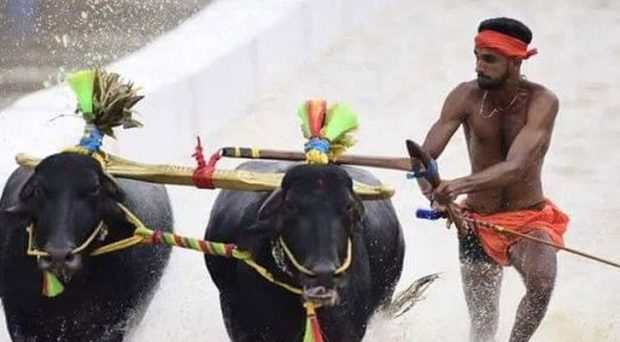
475, 48, 510, 90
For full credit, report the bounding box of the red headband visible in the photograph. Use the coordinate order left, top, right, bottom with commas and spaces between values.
475, 30, 537, 59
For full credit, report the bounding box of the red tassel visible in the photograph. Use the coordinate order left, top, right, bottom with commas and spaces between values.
305, 99, 327, 138
192, 136, 221, 189
309, 313, 325, 342
303, 302, 325, 342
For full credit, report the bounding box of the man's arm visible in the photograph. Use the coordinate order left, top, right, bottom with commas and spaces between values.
416, 84, 469, 197
436, 90, 559, 199
422, 84, 470, 158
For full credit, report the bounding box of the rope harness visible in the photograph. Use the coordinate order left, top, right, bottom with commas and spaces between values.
24, 98, 363, 341
27, 199, 348, 341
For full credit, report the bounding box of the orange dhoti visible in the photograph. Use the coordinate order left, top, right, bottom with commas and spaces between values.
461, 199, 570, 265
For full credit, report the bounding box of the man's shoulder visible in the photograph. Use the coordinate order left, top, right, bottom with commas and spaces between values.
452, 80, 481, 95
446, 81, 482, 105
525, 81, 560, 120
526, 80, 558, 103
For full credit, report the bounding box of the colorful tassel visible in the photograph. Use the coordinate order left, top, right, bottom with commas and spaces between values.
303, 302, 325, 342
298, 99, 359, 164
42, 271, 65, 298
66, 69, 96, 119
298, 99, 327, 138
323, 103, 358, 143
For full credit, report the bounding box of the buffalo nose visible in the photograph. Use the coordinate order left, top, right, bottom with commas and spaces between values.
312, 264, 337, 286
38, 247, 81, 272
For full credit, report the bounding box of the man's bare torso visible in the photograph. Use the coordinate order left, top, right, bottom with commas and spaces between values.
461, 80, 548, 214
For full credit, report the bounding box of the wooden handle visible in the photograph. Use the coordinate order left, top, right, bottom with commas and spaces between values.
404, 139, 468, 235
220, 147, 413, 171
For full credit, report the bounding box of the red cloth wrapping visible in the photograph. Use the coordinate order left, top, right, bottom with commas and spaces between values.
475, 30, 538, 59
464, 199, 569, 265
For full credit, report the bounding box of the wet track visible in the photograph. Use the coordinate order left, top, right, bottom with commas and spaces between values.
1, 0, 620, 341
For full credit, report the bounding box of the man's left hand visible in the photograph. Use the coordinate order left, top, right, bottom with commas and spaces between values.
432, 178, 468, 205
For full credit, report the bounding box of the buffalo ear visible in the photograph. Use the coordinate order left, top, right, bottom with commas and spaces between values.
236, 221, 276, 254
19, 173, 39, 202
101, 172, 125, 202
2, 203, 29, 217
352, 194, 365, 224
237, 189, 284, 253
99, 173, 134, 236
3, 175, 40, 220
257, 188, 284, 220
1, 204, 31, 226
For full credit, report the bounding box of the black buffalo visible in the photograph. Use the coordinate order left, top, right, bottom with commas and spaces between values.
205, 162, 405, 342
0, 152, 173, 341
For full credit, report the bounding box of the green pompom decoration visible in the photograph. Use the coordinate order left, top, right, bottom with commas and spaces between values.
323, 103, 358, 142
298, 103, 312, 138
65, 67, 144, 138
66, 69, 96, 120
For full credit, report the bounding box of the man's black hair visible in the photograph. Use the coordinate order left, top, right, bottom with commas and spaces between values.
478, 17, 532, 44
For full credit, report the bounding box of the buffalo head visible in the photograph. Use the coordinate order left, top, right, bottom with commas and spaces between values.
240, 164, 364, 306
4, 152, 129, 282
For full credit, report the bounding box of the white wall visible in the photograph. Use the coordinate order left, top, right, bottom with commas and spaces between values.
0, 0, 396, 185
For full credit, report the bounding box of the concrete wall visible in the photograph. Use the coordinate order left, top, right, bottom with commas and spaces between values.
0, 0, 396, 186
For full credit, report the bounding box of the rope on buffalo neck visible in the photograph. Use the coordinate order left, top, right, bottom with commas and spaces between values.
107, 203, 326, 341
105, 203, 307, 295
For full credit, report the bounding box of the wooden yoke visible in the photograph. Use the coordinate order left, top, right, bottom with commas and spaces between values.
15, 153, 394, 201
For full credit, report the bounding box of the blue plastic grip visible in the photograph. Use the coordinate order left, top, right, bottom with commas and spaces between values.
415, 208, 445, 220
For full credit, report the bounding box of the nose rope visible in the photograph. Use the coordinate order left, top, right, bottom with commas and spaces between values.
277, 236, 353, 276
26, 221, 107, 257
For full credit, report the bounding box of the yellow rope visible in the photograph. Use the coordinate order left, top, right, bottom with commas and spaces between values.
278, 237, 352, 276
27, 222, 106, 257
62, 147, 108, 169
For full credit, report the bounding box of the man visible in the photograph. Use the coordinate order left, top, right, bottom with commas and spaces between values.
417, 17, 569, 342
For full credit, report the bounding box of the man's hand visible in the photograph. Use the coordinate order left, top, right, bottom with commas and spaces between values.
416, 177, 434, 201
432, 178, 469, 205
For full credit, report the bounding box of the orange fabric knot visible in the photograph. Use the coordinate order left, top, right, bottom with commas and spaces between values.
466, 199, 569, 265
475, 30, 538, 59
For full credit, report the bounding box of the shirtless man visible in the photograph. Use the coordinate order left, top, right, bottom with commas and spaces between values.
417, 18, 569, 342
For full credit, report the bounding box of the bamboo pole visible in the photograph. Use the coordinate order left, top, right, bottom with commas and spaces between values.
15, 153, 394, 200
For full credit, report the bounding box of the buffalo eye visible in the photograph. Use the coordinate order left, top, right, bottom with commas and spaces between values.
34, 187, 45, 199
87, 184, 101, 197
344, 203, 355, 215
282, 200, 298, 215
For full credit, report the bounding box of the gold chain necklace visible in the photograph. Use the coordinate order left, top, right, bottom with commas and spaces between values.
478, 86, 523, 119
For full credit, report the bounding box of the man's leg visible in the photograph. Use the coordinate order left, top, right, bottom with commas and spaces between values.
459, 232, 504, 342
508, 230, 557, 342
